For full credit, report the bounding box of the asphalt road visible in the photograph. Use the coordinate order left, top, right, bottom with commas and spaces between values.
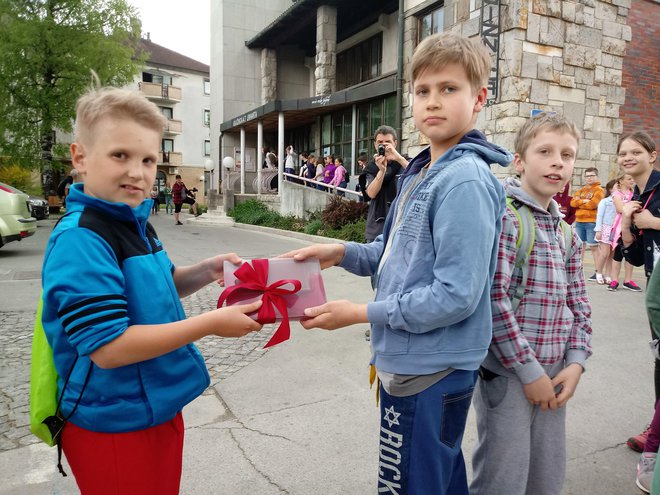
0, 211, 653, 494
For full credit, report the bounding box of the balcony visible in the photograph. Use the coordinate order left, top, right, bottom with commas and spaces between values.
138, 82, 182, 103
159, 151, 182, 166
164, 119, 182, 136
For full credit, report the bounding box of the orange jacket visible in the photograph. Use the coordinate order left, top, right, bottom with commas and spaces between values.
570, 182, 604, 223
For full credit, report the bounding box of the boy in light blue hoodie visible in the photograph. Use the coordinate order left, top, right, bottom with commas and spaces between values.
283, 32, 511, 495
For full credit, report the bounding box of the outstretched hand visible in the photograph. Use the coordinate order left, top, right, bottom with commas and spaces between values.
207, 252, 243, 285
213, 300, 263, 337
279, 243, 345, 270
300, 300, 368, 330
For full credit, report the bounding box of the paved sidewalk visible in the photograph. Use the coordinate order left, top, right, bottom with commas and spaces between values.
0, 213, 652, 494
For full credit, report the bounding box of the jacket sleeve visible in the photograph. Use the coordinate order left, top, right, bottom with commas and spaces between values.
43, 228, 130, 357
564, 231, 593, 368
340, 235, 386, 277
648, 268, 660, 339
595, 200, 606, 231
366, 175, 505, 333
488, 210, 546, 384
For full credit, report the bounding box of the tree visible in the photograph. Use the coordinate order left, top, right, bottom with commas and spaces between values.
0, 0, 146, 195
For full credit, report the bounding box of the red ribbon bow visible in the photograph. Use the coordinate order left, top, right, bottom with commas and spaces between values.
217, 259, 302, 348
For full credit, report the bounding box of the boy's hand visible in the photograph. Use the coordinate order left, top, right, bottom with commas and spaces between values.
523, 374, 558, 410
594, 231, 601, 241
280, 243, 345, 269
213, 300, 263, 337
552, 363, 583, 408
300, 301, 368, 330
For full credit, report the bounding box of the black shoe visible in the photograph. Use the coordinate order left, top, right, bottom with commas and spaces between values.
176, 221, 183, 225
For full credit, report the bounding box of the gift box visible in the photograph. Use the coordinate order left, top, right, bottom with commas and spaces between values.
219, 258, 327, 347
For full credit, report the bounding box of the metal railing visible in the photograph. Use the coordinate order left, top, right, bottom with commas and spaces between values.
283, 172, 362, 200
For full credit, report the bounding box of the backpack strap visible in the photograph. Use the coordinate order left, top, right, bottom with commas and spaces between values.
506, 197, 535, 313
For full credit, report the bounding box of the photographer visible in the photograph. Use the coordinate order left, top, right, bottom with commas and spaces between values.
172, 174, 200, 225
361, 125, 408, 242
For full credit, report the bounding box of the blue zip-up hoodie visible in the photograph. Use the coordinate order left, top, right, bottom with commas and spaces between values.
340, 131, 512, 375
42, 184, 209, 433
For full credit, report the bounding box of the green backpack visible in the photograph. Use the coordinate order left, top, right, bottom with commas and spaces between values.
30, 296, 90, 476
507, 197, 574, 312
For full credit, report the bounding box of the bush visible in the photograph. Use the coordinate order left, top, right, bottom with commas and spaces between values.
0, 164, 35, 193
304, 219, 323, 235
321, 196, 368, 230
336, 219, 367, 243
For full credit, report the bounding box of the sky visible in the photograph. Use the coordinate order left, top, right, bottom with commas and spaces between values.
128, 0, 211, 65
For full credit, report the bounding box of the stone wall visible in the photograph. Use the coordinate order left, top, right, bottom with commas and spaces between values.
261, 48, 277, 104
315, 5, 337, 95
402, 0, 632, 184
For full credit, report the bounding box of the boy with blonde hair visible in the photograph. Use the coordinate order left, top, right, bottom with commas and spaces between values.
41, 87, 262, 493
282, 32, 512, 494
470, 112, 593, 494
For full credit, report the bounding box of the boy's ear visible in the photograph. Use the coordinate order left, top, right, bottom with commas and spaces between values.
513, 153, 525, 175
70, 142, 86, 172
473, 87, 488, 112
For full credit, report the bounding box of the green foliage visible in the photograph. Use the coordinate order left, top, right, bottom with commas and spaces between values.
230, 199, 366, 243
0, 0, 145, 191
0, 164, 34, 192
321, 196, 368, 229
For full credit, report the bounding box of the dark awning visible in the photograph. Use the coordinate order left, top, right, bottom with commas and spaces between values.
246, 0, 398, 56
220, 73, 396, 134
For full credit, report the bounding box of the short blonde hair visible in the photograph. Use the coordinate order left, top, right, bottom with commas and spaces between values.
514, 112, 580, 158
411, 32, 491, 93
74, 87, 166, 145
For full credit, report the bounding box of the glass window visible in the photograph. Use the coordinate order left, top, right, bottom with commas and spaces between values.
336, 34, 383, 90
160, 107, 173, 119
203, 140, 211, 156
203, 78, 211, 95
203, 109, 210, 126
418, 5, 444, 43
162, 139, 174, 152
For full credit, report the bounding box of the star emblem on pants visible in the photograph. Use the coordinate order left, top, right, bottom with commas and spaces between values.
383, 405, 401, 428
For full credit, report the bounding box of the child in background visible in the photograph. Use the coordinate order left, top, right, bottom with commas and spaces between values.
553, 182, 577, 224
470, 112, 592, 495
329, 156, 348, 196
615, 131, 659, 493
282, 32, 511, 494
594, 179, 618, 285
41, 87, 263, 494
608, 173, 639, 291
571, 167, 604, 280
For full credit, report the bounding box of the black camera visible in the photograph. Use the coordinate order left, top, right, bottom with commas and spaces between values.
377, 144, 385, 156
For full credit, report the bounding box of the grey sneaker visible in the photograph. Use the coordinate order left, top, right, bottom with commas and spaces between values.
365, 328, 370, 341
636, 452, 656, 493
588, 273, 598, 282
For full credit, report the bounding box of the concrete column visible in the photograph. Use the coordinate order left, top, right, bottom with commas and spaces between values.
261, 48, 277, 103
351, 104, 357, 176
240, 127, 245, 194
315, 5, 337, 95
257, 121, 263, 194
277, 112, 284, 197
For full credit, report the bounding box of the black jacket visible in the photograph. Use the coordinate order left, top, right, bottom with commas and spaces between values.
362, 159, 404, 241
621, 169, 660, 278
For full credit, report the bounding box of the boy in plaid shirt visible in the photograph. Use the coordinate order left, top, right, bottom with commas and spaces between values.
470, 113, 593, 495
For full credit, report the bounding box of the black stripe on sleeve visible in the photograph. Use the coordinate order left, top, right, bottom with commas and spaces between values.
60, 303, 129, 329
58, 294, 128, 318
65, 311, 128, 337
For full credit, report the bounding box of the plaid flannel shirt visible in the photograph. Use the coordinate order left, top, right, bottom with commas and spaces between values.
488, 189, 593, 384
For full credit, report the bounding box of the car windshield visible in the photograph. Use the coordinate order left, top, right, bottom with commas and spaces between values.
0, 182, 24, 194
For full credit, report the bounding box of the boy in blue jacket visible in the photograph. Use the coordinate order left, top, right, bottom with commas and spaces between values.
283, 32, 511, 494
41, 87, 262, 494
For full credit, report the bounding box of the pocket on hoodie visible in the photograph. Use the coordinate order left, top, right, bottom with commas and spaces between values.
516, 291, 571, 364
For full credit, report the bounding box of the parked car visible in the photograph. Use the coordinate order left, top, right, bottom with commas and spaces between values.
0, 182, 37, 248
28, 195, 50, 220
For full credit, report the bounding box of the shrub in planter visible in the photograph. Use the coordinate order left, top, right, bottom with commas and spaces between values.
321, 196, 368, 230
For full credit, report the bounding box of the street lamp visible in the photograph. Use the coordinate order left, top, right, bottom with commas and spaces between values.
222, 156, 235, 191
221, 156, 235, 211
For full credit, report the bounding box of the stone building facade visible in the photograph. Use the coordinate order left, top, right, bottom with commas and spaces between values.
402, 0, 634, 184
212, 0, 650, 193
